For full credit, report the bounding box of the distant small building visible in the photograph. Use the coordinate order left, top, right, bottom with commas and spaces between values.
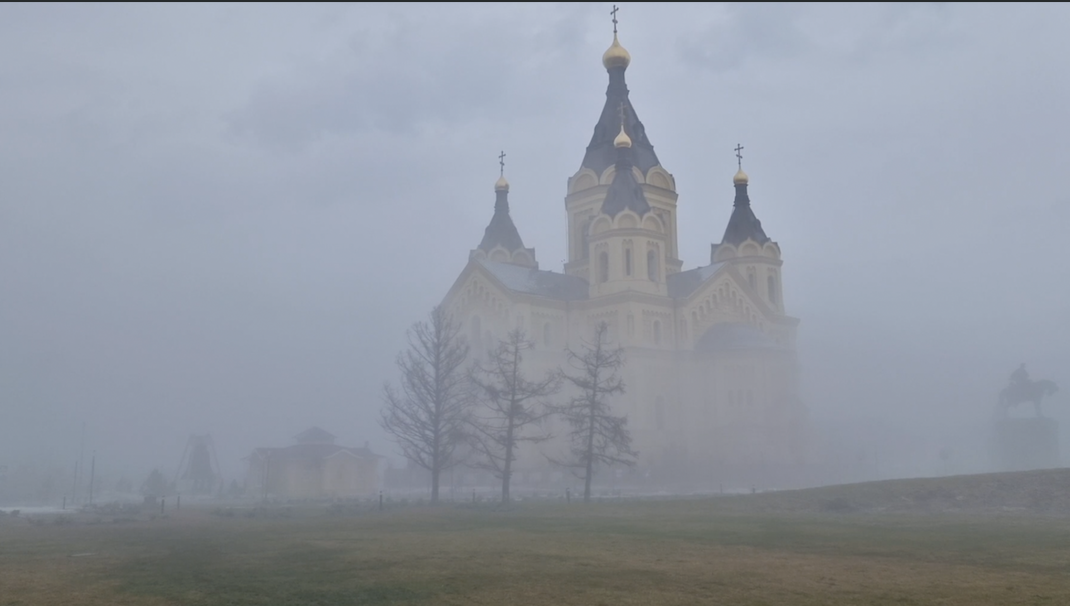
244, 427, 380, 499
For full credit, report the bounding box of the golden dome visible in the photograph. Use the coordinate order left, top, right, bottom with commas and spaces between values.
733, 168, 749, 185
494, 175, 509, 191
602, 33, 631, 70
613, 124, 632, 149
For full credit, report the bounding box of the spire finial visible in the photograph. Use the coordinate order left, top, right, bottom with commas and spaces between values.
495, 150, 509, 191
613, 103, 632, 149
733, 143, 749, 185
602, 5, 631, 70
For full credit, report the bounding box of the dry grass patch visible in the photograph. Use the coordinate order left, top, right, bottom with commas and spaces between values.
2, 496, 1070, 605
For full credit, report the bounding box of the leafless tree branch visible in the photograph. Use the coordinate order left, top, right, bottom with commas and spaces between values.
378, 306, 472, 503
467, 329, 561, 504
552, 321, 637, 502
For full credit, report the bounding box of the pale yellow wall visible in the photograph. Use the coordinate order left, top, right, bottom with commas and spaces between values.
323, 455, 379, 498
442, 257, 804, 475
246, 453, 379, 499
439, 151, 804, 477
565, 162, 682, 284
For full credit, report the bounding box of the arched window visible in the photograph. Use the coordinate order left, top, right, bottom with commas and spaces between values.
542, 322, 551, 347
647, 250, 657, 281
767, 275, 778, 306
653, 320, 661, 345
748, 270, 757, 291
470, 316, 482, 352
624, 248, 632, 276
580, 219, 591, 259
598, 251, 609, 283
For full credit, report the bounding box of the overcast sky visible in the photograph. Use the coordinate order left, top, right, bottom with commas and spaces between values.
2, 2, 1068, 482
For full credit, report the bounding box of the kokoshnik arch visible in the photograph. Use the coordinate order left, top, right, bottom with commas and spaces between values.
439, 21, 806, 485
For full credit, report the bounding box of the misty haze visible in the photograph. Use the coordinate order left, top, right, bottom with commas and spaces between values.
2, 3, 1069, 605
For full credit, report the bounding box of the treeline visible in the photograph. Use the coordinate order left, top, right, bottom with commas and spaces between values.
380, 307, 637, 504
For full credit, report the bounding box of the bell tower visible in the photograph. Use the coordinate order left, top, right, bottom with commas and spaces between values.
711, 148, 784, 313
469, 152, 538, 268
563, 17, 681, 291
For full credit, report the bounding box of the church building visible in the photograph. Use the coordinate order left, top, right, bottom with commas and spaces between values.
440, 26, 806, 487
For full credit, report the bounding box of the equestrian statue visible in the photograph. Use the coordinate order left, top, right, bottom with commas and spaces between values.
997, 363, 1060, 418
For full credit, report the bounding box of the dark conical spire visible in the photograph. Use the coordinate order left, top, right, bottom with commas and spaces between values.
477, 178, 526, 253
600, 122, 651, 217
581, 32, 659, 176
720, 167, 770, 246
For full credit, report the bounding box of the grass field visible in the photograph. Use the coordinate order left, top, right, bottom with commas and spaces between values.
4, 474, 1070, 605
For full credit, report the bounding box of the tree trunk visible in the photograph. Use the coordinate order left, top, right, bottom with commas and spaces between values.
502, 418, 515, 504
584, 404, 596, 503
431, 468, 440, 504
502, 460, 511, 504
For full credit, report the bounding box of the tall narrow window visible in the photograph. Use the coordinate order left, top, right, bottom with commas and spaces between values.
748, 271, 757, 291
653, 320, 661, 345
470, 316, 482, 353
598, 251, 609, 283
624, 248, 632, 276
767, 275, 778, 306
647, 250, 657, 281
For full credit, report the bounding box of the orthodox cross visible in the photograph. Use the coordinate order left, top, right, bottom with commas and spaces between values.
735, 143, 744, 169
611, 5, 619, 34
498, 150, 506, 176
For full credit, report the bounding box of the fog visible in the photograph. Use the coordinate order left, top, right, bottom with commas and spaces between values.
1, 3, 1068, 495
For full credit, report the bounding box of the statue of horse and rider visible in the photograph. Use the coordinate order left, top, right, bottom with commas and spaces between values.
997, 364, 1059, 418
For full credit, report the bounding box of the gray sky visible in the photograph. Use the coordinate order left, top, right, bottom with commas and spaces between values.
2, 2, 1068, 481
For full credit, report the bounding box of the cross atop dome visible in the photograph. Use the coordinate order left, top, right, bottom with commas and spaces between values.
495, 150, 509, 191
733, 143, 748, 185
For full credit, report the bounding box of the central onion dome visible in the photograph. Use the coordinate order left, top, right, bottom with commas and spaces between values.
494, 175, 509, 191
614, 124, 632, 149
602, 33, 631, 70
733, 168, 749, 185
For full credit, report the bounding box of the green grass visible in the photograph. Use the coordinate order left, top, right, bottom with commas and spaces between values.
4, 475, 1070, 605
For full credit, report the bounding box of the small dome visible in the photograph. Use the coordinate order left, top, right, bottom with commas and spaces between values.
613, 124, 632, 149
602, 34, 631, 70
494, 175, 509, 191
733, 168, 749, 185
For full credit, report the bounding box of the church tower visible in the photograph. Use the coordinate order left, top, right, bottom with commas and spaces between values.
711, 154, 784, 313
439, 9, 805, 487
469, 155, 538, 269
563, 25, 682, 297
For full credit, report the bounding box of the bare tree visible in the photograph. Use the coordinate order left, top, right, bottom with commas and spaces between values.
379, 306, 471, 503
468, 329, 560, 504
553, 321, 638, 503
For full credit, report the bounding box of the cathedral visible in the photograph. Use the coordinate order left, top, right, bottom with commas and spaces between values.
440, 27, 806, 487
